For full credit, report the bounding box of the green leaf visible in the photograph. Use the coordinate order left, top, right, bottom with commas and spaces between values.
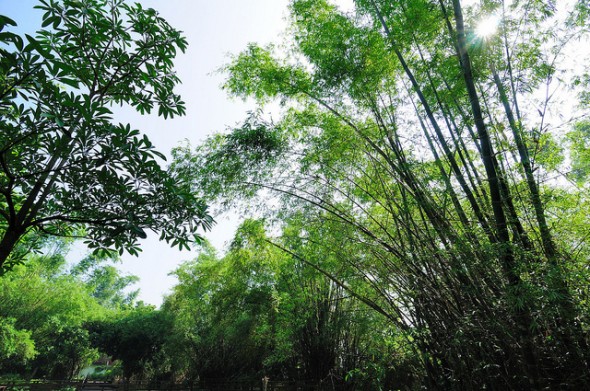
59, 78, 80, 89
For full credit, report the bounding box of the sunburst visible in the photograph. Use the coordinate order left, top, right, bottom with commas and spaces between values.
476, 14, 500, 38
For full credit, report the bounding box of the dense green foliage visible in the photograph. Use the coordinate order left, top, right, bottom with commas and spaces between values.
87, 305, 171, 381
172, 0, 590, 389
0, 239, 136, 379
0, 0, 212, 274
162, 222, 412, 389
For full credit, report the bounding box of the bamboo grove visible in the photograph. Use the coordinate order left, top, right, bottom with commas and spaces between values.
172, 0, 590, 388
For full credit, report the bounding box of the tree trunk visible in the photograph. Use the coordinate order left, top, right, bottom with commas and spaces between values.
0, 226, 23, 271
450, 0, 543, 387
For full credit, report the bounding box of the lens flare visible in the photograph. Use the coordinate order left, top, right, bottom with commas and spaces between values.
476, 14, 500, 38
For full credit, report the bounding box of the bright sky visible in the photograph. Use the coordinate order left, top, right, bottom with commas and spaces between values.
109, 1, 295, 306
109, 0, 293, 306
0, 0, 353, 306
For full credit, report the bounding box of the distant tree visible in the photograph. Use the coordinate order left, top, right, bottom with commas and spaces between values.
71, 253, 139, 308
87, 305, 171, 382
0, 317, 37, 374
34, 319, 97, 380
0, 243, 105, 379
0, 0, 212, 274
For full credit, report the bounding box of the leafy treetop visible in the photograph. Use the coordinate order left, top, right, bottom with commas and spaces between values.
0, 0, 213, 274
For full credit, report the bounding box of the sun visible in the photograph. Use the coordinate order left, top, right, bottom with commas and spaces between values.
476, 14, 500, 38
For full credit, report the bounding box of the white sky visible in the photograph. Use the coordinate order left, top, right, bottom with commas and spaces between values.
0, 0, 355, 306
110, 1, 294, 306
